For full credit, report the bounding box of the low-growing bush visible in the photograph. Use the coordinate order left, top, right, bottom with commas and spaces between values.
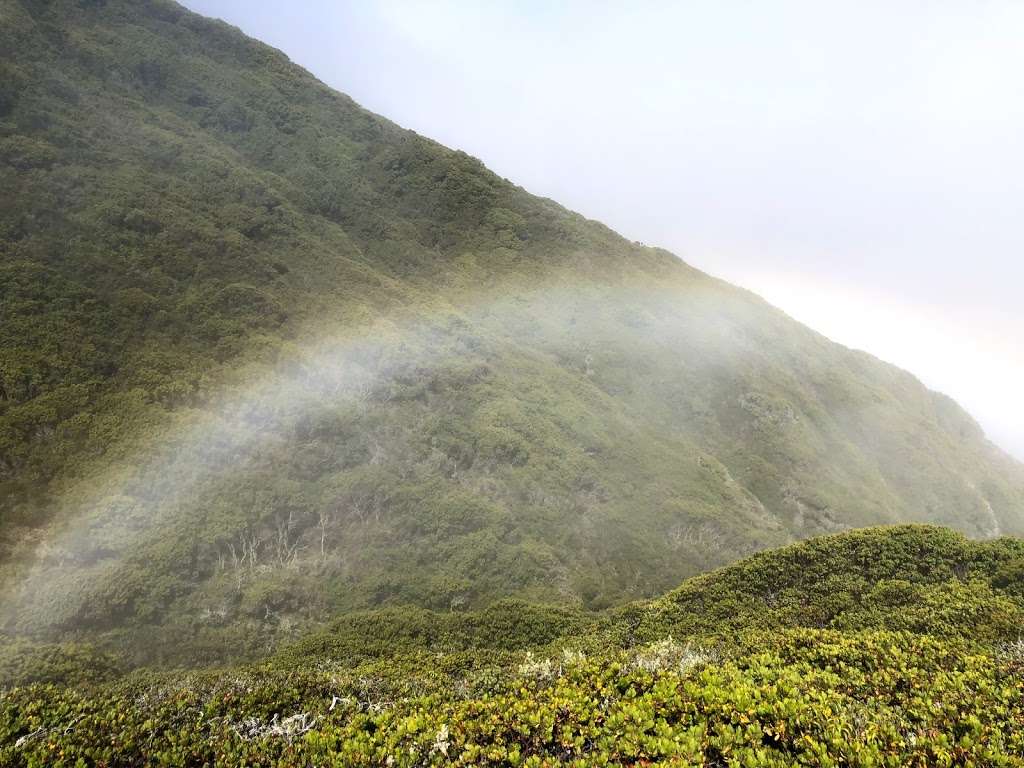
3, 628, 1024, 766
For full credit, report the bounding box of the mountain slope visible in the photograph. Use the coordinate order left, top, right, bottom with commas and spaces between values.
1, 0, 1023, 662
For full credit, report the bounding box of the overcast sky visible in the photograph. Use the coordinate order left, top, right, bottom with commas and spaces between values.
184, 0, 1024, 460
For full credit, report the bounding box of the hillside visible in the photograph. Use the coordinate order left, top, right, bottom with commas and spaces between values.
1, 0, 1024, 666
5, 526, 1024, 764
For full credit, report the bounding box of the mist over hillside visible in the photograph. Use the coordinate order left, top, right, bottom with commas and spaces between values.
0, 0, 1022, 671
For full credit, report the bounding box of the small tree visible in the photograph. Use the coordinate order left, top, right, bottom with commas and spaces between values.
317, 508, 332, 561
274, 510, 300, 567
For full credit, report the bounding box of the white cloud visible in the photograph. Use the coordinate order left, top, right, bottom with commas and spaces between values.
734, 269, 1024, 459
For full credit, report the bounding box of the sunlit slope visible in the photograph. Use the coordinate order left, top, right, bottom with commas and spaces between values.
272, 525, 1024, 667
6, 526, 1024, 765
7, 524, 1024, 683
1, 0, 1023, 658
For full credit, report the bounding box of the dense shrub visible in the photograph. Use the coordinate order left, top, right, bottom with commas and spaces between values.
4, 527, 1024, 764
3, 628, 1024, 766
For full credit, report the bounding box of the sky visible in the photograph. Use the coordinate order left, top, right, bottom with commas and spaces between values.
184, 0, 1024, 460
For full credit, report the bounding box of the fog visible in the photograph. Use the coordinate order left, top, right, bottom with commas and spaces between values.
182, 0, 1024, 460
3, 284, 764, 634
6, 274, 1017, 638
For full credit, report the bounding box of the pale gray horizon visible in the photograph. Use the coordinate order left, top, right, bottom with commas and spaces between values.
183, 0, 1024, 461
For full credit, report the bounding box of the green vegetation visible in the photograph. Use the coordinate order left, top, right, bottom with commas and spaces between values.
3, 2, 1024, 762
5, 527, 1024, 765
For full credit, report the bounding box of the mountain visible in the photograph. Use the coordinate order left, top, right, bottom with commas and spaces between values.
1, 0, 1023, 666
5, 526, 1024, 764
